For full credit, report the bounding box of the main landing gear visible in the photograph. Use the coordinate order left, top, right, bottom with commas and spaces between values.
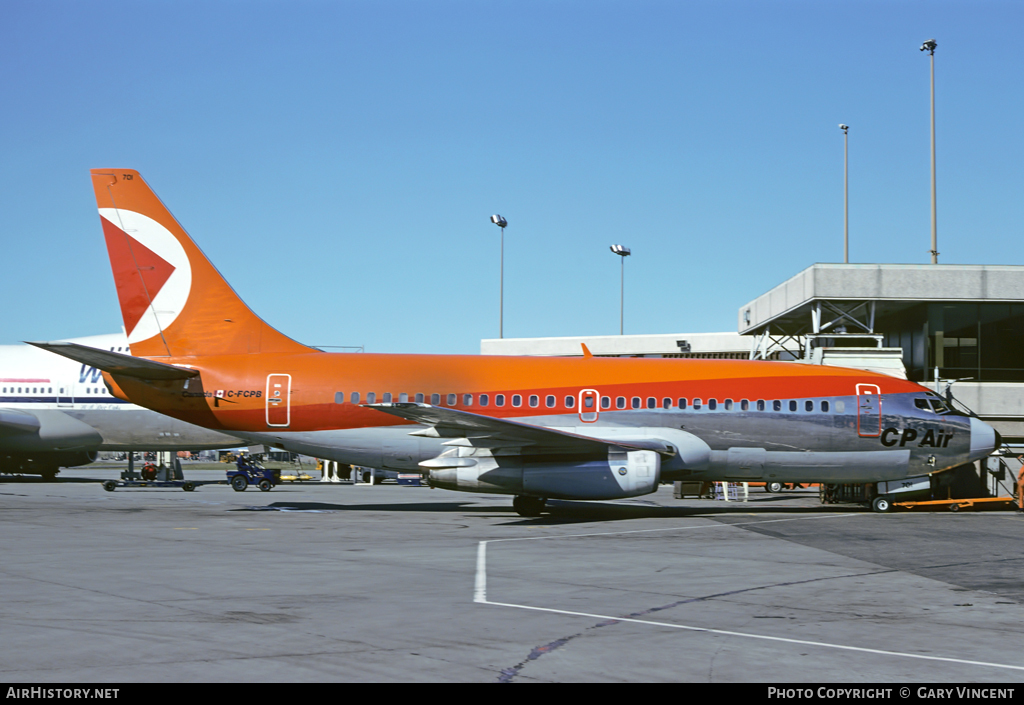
512, 496, 547, 518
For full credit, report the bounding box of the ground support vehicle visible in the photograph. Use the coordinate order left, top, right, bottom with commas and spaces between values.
227, 466, 281, 492
101, 479, 223, 492
877, 495, 1018, 513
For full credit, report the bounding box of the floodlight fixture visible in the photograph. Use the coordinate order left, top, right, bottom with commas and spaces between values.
490, 215, 509, 337
840, 124, 849, 262
921, 39, 938, 263
610, 244, 631, 334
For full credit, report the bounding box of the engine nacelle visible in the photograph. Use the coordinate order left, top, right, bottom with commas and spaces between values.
424, 448, 661, 500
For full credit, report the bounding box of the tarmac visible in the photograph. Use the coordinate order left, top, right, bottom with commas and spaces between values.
2, 466, 1024, 683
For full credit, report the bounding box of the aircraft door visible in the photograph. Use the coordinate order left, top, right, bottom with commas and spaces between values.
266, 374, 291, 427
856, 384, 881, 437
57, 383, 73, 407
579, 389, 599, 423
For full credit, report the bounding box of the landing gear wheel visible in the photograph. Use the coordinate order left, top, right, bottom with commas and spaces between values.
872, 495, 893, 513
766, 481, 783, 493
231, 475, 248, 492
512, 496, 546, 517
258, 479, 273, 492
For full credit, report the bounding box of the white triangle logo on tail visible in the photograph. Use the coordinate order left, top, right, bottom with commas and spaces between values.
98, 208, 193, 345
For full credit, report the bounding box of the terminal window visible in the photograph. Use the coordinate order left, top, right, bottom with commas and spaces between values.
883, 303, 1024, 382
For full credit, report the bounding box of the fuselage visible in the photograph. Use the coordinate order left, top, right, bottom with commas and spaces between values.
106, 351, 992, 485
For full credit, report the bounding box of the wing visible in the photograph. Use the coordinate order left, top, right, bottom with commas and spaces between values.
364, 402, 675, 455
26, 342, 198, 380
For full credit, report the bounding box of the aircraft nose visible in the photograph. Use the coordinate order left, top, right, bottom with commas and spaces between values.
969, 417, 1000, 460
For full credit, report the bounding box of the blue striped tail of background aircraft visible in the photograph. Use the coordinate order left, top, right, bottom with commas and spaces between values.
32, 169, 1000, 514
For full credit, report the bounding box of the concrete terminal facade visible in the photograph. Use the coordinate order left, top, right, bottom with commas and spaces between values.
483, 263, 1024, 445
481, 332, 749, 359
739, 264, 1024, 442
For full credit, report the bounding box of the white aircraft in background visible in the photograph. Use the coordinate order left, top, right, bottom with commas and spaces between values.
0, 333, 242, 479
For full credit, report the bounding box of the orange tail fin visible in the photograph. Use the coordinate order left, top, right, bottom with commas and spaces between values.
91, 169, 313, 358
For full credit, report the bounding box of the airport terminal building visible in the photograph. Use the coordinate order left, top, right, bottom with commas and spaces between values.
483, 263, 1024, 446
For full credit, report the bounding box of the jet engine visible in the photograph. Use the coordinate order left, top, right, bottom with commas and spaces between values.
423, 448, 661, 500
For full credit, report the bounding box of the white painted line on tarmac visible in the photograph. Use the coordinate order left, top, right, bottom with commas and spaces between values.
474, 513, 1024, 674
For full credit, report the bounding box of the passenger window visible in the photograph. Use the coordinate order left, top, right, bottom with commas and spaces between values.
724, 399, 733, 410
693, 398, 702, 410
773, 400, 782, 412
399, 393, 409, 402
415, 393, 424, 403
480, 394, 489, 406
662, 397, 672, 409
646, 397, 656, 409
496, 394, 505, 407
805, 400, 813, 412
821, 400, 830, 412
708, 399, 717, 410
431, 393, 440, 405
350, 392, 360, 403
529, 395, 539, 407
464, 394, 473, 406
334, 392, 345, 404
601, 396, 611, 409
740, 399, 749, 411
678, 398, 688, 409
565, 395, 574, 408
383, 392, 393, 403
545, 395, 555, 408
757, 400, 765, 411
616, 396, 626, 409
447, 394, 457, 406
631, 397, 641, 409
367, 392, 377, 404
512, 394, 522, 407
789, 400, 797, 412
584, 396, 594, 408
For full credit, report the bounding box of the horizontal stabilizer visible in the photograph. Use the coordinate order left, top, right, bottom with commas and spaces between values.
26, 342, 199, 380
364, 402, 673, 454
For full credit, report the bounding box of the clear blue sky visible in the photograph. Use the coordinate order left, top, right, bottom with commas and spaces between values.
2, 0, 1021, 353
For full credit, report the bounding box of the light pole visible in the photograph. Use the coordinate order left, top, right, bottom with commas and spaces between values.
920, 38, 938, 264
490, 214, 508, 337
610, 244, 631, 335
840, 124, 849, 263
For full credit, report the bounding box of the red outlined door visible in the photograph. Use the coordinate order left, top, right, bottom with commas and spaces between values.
266, 374, 291, 427
856, 383, 881, 437
579, 389, 599, 423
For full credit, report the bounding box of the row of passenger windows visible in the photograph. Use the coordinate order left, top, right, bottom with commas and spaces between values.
333, 391, 846, 414
0, 386, 105, 395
